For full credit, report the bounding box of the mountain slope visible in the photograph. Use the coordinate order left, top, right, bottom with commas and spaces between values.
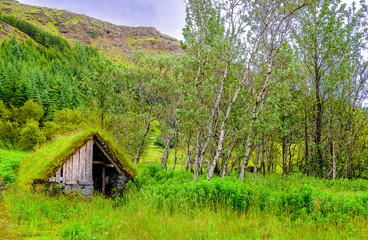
0, 0, 183, 63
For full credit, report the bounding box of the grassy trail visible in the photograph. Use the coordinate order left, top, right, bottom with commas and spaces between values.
0, 202, 19, 239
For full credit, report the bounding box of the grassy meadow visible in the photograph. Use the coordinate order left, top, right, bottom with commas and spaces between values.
1, 148, 368, 239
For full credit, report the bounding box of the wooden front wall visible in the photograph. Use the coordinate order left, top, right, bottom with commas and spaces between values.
49, 139, 94, 184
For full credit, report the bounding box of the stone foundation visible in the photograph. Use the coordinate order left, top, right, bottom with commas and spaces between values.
53, 173, 129, 197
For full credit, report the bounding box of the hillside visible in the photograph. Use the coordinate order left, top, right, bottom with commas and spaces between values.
0, 0, 182, 63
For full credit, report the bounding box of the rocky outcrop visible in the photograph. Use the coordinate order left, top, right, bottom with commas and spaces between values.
0, 178, 5, 200
0, 178, 4, 191
0, 20, 32, 42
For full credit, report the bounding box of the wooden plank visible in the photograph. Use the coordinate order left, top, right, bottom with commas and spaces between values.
62, 163, 66, 183
85, 142, 89, 182
73, 150, 79, 181
72, 152, 76, 181
49, 174, 55, 182
71, 152, 76, 181
84, 142, 89, 181
56, 168, 61, 183
86, 139, 93, 182
79, 145, 85, 182
64, 159, 68, 182
93, 161, 105, 164
76, 149, 80, 181
67, 156, 72, 182
65, 158, 69, 182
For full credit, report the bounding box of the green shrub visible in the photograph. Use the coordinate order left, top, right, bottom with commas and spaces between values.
18, 120, 46, 150
0, 120, 20, 148
18, 100, 44, 125
0, 149, 29, 185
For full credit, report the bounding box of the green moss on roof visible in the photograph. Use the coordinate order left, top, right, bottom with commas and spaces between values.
17, 129, 137, 190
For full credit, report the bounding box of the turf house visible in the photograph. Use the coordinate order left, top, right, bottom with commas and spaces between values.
18, 130, 137, 197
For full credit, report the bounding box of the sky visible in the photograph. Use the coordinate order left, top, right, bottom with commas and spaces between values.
16, 0, 187, 40
16, 0, 357, 41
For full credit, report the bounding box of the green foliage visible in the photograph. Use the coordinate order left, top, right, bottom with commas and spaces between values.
0, 149, 29, 185
0, 13, 71, 51
0, 34, 100, 117
18, 99, 44, 125
43, 108, 86, 140
0, 119, 20, 148
19, 120, 46, 151
130, 164, 368, 221
0, 100, 47, 149
81, 57, 119, 128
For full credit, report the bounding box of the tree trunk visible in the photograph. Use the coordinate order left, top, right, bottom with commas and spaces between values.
314, 55, 324, 177
253, 143, 260, 178
332, 141, 336, 180
267, 141, 273, 174
261, 139, 266, 177
302, 90, 310, 177
239, 133, 253, 181
239, 58, 273, 181
288, 141, 293, 175
173, 131, 179, 170
193, 131, 202, 182
282, 136, 287, 177
134, 126, 150, 164
160, 130, 175, 170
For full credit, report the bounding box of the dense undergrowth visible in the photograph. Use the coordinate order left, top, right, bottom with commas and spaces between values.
127, 164, 368, 222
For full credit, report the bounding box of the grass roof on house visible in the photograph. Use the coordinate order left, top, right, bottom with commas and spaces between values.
17, 129, 138, 189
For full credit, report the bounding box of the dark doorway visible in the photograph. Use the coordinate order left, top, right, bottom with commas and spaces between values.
92, 143, 121, 196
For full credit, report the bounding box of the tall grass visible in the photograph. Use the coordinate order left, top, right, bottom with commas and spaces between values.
129, 164, 368, 221
2, 188, 368, 240
1, 164, 368, 239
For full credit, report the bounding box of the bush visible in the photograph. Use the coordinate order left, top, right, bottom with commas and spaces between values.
18, 120, 46, 150
0, 149, 28, 185
18, 100, 44, 125
0, 120, 20, 148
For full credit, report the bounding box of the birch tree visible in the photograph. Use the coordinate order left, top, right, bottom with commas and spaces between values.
293, 0, 368, 177
239, 0, 307, 181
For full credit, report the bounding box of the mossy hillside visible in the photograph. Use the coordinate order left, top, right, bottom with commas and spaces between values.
17, 129, 137, 190
0, 20, 32, 43
0, 0, 182, 64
